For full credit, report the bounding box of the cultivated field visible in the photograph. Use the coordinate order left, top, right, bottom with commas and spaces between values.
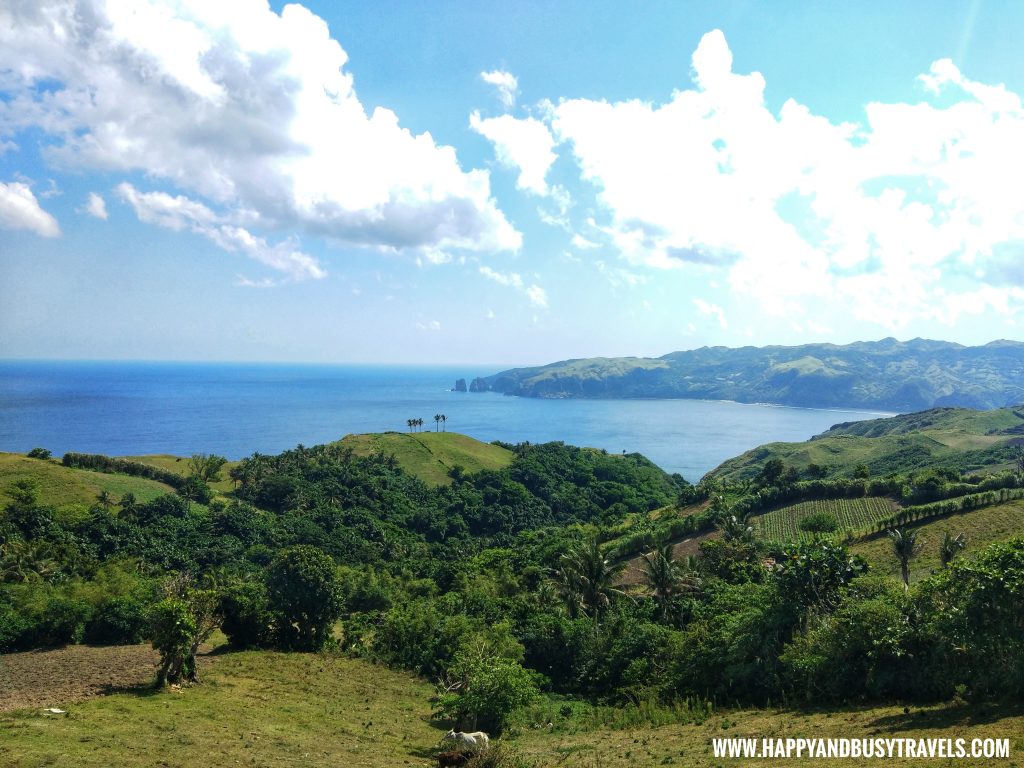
754, 496, 898, 541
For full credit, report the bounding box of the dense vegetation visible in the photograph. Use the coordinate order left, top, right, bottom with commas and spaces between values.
473, 338, 1024, 410
3, 419, 1024, 741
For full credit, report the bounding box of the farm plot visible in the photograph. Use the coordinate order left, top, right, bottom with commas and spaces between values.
754, 496, 898, 542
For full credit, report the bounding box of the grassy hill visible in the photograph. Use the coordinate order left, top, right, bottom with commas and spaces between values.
2, 647, 1021, 768
0, 453, 177, 523
711, 406, 1024, 482
121, 454, 239, 494
338, 431, 514, 486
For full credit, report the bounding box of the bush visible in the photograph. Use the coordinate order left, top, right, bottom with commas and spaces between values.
0, 602, 36, 651
151, 597, 197, 686
221, 580, 272, 648
798, 512, 839, 535
37, 595, 92, 646
85, 596, 149, 645
27, 447, 52, 460
266, 545, 342, 651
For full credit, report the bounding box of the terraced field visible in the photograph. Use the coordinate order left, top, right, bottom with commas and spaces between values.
754, 496, 898, 541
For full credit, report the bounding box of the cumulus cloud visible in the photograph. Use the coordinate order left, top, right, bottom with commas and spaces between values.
83, 192, 108, 220
0, 0, 519, 274
479, 265, 548, 307
693, 298, 728, 329
0, 181, 60, 237
543, 29, 1024, 328
470, 111, 558, 196
117, 183, 325, 282
481, 69, 518, 110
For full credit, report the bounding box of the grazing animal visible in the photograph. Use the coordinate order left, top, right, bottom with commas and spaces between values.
444, 729, 490, 749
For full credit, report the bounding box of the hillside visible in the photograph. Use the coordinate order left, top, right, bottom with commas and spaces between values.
468, 338, 1024, 411
0, 452, 178, 523
710, 405, 1024, 481
338, 431, 514, 486
3, 647, 1021, 767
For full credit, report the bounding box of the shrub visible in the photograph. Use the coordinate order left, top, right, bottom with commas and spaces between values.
27, 447, 52, 460
798, 512, 839, 535
85, 596, 149, 645
151, 597, 197, 686
37, 595, 92, 646
221, 580, 272, 648
0, 602, 35, 651
266, 545, 342, 651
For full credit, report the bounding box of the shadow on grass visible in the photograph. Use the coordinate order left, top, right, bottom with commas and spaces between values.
866, 702, 1024, 732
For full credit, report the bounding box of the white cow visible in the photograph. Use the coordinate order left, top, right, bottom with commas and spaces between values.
444, 729, 490, 749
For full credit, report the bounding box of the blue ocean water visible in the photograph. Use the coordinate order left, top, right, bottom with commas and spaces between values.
0, 361, 891, 481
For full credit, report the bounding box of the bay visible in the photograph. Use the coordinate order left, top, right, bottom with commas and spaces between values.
0, 361, 891, 482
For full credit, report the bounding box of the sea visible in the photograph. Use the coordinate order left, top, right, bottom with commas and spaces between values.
0, 361, 892, 482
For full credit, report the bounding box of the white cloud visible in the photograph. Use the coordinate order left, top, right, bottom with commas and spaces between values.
571, 233, 599, 250
0, 0, 519, 269
470, 111, 558, 195
693, 298, 728, 329
479, 265, 548, 307
541, 29, 1024, 329
83, 192, 108, 220
0, 181, 60, 237
117, 182, 325, 282
480, 69, 518, 110
415, 319, 441, 331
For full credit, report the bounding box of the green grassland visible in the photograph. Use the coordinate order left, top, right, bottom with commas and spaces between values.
2, 650, 1020, 768
0, 453, 177, 524
122, 454, 239, 494
339, 431, 514, 486
753, 497, 898, 542
711, 406, 1024, 482
851, 499, 1024, 582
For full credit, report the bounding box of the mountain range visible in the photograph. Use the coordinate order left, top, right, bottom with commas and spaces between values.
468, 338, 1024, 412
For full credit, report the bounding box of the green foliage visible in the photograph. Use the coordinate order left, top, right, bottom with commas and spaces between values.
150, 597, 197, 686
84, 595, 149, 645
266, 545, 342, 651
797, 512, 839, 535
435, 652, 540, 734
188, 453, 227, 483
27, 447, 52, 460
220, 580, 273, 649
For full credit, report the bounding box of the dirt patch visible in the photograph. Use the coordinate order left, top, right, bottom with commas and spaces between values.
0, 644, 216, 712
619, 530, 718, 586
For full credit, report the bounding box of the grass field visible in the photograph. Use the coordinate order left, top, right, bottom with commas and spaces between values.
122, 454, 240, 494
754, 497, 898, 542
339, 432, 514, 486
851, 499, 1024, 582
0, 453, 178, 524
1, 648, 1021, 767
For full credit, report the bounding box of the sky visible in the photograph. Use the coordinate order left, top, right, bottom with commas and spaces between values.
2, 0, 1024, 364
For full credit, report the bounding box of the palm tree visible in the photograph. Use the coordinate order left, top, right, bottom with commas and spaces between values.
417, 418, 424, 432
96, 489, 113, 513
434, 413, 441, 432
0, 541, 58, 583
552, 538, 628, 618
939, 531, 966, 568
118, 492, 138, 519
718, 512, 755, 543
441, 414, 447, 432
641, 545, 701, 622
888, 527, 924, 589
407, 418, 414, 433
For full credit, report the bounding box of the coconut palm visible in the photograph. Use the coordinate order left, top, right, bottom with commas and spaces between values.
0, 540, 58, 583
434, 413, 441, 431
640, 544, 700, 621
441, 414, 447, 432
939, 531, 966, 568
552, 538, 628, 618
96, 489, 113, 512
888, 527, 924, 589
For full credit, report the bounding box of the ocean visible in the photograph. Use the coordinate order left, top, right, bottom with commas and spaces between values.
0, 361, 891, 482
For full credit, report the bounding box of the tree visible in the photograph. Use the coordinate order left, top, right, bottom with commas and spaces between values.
552, 538, 627, 618
441, 414, 447, 432
96, 489, 113, 513
176, 474, 212, 511
434, 413, 442, 432
798, 512, 839, 536
407, 418, 414, 433
758, 458, 786, 487
26, 447, 52, 460
888, 528, 923, 589
640, 544, 698, 622
718, 512, 755, 544
188, 453, 227, 483
266, 545, 342, 650
939, 531, 966, 568
118, 492, 138, 519
434, 652, 538, 734
151, 574, 223, 686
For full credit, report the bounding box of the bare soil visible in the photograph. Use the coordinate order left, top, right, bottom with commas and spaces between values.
0, 644, 215, 712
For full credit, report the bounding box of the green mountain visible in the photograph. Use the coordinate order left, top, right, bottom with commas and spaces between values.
710, 405, 1024, 481
471, 338, 1024, 411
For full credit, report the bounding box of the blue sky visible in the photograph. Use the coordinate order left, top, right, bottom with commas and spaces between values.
1, 0, 1023, 364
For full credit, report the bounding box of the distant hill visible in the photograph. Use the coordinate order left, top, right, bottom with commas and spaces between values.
337, 431, 513, 486
710, 405, 1024, 481
470, 338, 1024, 411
